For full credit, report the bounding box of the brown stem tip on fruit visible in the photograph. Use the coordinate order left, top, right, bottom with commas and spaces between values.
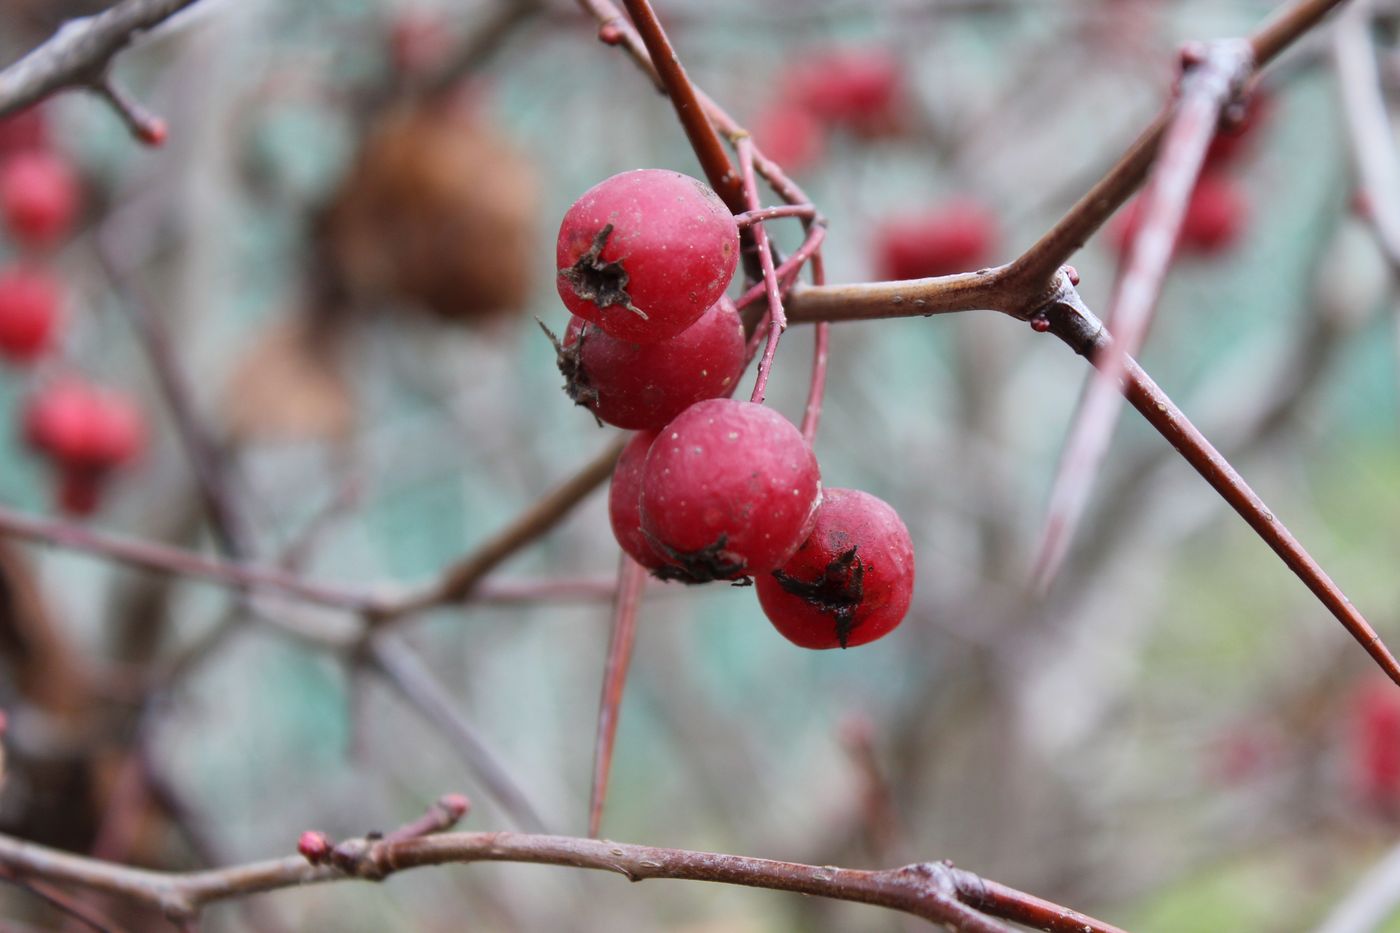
773, 546, 865, 648
558, 224, 646, 319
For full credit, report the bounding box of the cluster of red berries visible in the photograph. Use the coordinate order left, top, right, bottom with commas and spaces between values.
752, 48, 906, 173
552, 169, 915, 649
1111, 89, 1269, 258
0, 107, 144, 515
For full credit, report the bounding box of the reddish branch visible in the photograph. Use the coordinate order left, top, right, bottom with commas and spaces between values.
0, 826, 1127, 933
1030, 39, 1254, 590
587, 555, 647, 837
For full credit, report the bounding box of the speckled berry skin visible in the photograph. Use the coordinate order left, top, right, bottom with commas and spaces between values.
756, 488, 914, 649
640, 399, 821, 582
608, 431, 671, 571
560, 296, 745, 432
556, 169, 739, 343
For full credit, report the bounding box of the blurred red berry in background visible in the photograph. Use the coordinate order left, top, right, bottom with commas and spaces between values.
875, 200, 998, 280
0, 150, 80, 248
0, 263, 63, 363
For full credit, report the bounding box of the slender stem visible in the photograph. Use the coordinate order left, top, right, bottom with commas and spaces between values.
377, 437, 625, 621
1042, 296, 1400, 686
587, 555, 646, 837
1031, 40, 1252, 590
618, 0, 743, 212
0, 0, 205, 116
801, 254, 830, 444
733, 205, 816, 227
366, 636, 549, 833
739, 138, 789, 405
0, 504, 381, 613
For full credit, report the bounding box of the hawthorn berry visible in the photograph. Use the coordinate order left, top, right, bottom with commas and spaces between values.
608, 431, 671, 571
756, 488, 914, 649
23, 378, 144, 515
640, 398, 821, 582
874, 201, 998, 280
0, 264, 62, 363
549, 296, 745, 432
556, 169, 739, 343
1110, 174, 1247, 258
753, 104, 825, 174
0, 151, 79, 248
1348, 677, 1400, 814
1179, 174, 1247, 254
781, 49, 905, 138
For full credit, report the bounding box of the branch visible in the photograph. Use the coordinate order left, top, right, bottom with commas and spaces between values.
0, 0, 207, 137
374, 435, 625, 622
365, 636, 550, 833
1332, 0, 1400, 275
618, 0, 743, 212
587, 554, 646, 837
0, 827, 1128, 933
1030, 39, 1253, 590
1040, 293, 1400, 686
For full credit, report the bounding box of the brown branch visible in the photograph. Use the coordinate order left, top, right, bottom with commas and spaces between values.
1001, 0, 1349, 294
0, 0, 207, 127
619, 0, 743, 212
1332, 1, 1400, 274
1040, 293, 1400, 686
365, 636, 549, 833
374, 436, 625, 623
0, 865, 128, 933
0, 827, 1131, 933
1030, 40, 1253, 590
587, 554, 646, 838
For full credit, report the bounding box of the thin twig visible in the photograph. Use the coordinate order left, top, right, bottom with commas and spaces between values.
587, 555, 646, 838
0, 0, 206, 117
739, 137, 789, 404
366, 635, 550, 833
1041, 293, 1400, 686
1030, 39, 1253, 591
0, 827, 1132, 933
618, 0, 743, 212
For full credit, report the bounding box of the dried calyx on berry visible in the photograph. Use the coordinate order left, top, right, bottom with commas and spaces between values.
556, 169, 739, 343
543, 296, 745, 433
757, 488, 915, 649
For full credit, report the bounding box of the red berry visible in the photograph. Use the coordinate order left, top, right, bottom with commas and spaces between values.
753, 103, 825, 173
756, 488, 914, 649
0, 151, 80, 248
0, 106, 47, 157
556, 170, 739, 343
1179, 174, 1246, 254
1205, 88, 1271, 169
1348, 677, 1400, 813
551, 296, 745, 432
608, 431, 672, 571
782, 49, 905, 138
874, 201, 998, 280
1111, 175, 1247, 258
0, 264, 62, 362
640, 399, 821, 582
24, 378, 145, 471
